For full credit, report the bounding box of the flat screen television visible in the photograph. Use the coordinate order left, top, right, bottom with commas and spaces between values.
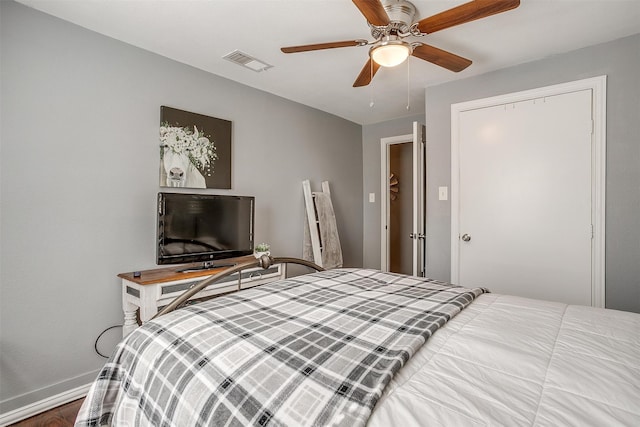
157, 192, 255, 267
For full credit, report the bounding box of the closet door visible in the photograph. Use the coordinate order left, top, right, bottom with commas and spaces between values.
452, 89, 594, 305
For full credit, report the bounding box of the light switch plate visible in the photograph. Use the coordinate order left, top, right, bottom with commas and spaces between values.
438, 186, 448, 201
369, 193, 375, 203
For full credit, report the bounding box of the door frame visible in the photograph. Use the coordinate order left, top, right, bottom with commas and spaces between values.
380, 133, 412, 273
450, 75, 606, 307
380, 122, 426, 276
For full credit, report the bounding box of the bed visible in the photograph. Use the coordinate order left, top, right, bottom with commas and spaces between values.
76, 257, 640, 426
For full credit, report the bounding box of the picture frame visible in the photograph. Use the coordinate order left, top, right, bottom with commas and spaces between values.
159, 106, 232, 189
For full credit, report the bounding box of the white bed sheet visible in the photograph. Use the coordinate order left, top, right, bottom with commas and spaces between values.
368, 293, 640, 426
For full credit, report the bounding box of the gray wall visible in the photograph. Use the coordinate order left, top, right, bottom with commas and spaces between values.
362, 114, 424, 268
0, 1, 362, 412
423, 34, 640, 313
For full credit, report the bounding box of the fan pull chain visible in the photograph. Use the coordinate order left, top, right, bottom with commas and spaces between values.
406, 58, 411, 111
369, 60, 375, 108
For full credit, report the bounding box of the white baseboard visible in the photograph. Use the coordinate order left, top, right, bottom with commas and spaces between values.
0, 383, 90, 427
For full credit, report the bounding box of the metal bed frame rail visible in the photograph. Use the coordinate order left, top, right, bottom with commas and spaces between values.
153, 255, 324, 319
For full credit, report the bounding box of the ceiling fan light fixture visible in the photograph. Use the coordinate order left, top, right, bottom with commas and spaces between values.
370, 38, 411, 67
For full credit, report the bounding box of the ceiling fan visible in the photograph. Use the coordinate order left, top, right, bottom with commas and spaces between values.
281, 0, 520, 87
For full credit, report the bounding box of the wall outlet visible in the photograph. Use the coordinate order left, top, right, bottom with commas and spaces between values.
438, 186, 448, 201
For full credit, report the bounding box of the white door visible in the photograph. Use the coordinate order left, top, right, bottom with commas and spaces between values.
411, 122, 426, 276
381, 122, 426, 276
451, 79, 606, 306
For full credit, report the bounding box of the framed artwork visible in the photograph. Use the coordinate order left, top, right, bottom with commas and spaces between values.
159, 106, 232, 189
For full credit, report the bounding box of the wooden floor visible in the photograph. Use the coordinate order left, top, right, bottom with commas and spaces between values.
8, 399, 84, 427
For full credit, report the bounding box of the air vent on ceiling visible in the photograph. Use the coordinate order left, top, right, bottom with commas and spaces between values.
223, 50, 273, 72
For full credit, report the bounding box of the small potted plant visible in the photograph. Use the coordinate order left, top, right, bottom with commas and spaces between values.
254, 243, 270, 259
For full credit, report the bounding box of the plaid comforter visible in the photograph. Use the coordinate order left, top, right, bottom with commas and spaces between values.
76, 269, 486, 427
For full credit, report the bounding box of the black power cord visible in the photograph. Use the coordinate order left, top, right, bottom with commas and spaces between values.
94, 325, 123, 358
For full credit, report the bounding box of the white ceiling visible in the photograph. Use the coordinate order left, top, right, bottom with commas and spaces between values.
16, 0, 640, 125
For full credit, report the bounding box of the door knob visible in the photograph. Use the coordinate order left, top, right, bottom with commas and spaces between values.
461, 233, 471, 242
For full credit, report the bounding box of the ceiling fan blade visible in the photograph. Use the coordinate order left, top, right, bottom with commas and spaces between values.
352, 0, 390, 26
281, 40, 365, 54
411, 44, 472, 72
353, 58, 381, 87
417, 0, 520, 34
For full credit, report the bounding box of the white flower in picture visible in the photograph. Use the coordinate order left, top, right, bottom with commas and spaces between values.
160, 123, 218, 188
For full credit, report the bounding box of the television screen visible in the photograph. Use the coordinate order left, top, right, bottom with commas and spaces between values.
157, 192, 254, 265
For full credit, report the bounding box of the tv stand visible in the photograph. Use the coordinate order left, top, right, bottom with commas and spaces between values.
176, 261, 237, 273
118, 256, 285, 336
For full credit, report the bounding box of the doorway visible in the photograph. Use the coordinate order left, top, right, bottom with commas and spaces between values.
380, 122, 426, 276
451, 76, 606, 307
388, 143, 413, 274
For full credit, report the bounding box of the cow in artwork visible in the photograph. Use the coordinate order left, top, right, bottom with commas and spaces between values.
160, 124, 217, 188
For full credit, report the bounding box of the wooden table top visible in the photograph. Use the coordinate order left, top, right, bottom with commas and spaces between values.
117, 255, 256, 285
